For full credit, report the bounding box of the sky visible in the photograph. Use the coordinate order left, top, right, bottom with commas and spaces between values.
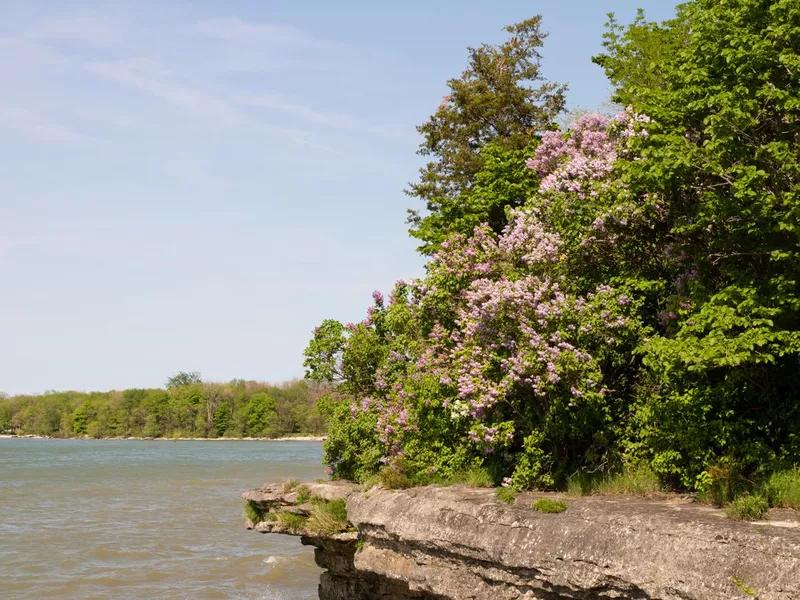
0, 0, 680, 395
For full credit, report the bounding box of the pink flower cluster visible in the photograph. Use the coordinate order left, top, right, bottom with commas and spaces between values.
526, 110, 650, 200
342, 111, 649, 462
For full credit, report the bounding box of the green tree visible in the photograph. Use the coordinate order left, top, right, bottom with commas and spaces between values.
410, 141, 540, 253
593, 0, 800, 485
407, 16, 566, 253
246, 392, 277, 436
71, 400, 94, 436
165, 371, 202, 388
213, 400, 231, 437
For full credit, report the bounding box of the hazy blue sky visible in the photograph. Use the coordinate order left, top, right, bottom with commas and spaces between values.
0, 0, 679, 394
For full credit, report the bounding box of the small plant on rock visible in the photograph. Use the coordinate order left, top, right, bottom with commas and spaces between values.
282, 478, 301, 493
496, 487, 517, 505
244, 501, 267, 524
307, 498, 349, 536
725, 494, 769, 521
531, 498, 568, 514
275, 511, 308, 532
295, 485, 312, 504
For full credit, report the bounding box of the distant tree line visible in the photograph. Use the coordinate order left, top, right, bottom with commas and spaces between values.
0, 374, 328, 439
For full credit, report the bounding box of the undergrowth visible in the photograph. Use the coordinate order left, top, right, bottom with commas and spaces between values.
365, 462, 494, 490
566, 465, 662, 497
698, 465, 800, 520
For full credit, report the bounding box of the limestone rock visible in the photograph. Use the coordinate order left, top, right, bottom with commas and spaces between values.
245, 482, 800, 599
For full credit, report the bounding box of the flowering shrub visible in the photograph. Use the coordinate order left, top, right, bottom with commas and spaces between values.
305, 110, 648, 488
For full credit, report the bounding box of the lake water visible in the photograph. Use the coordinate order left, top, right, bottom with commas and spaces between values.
0, 438, 325, 599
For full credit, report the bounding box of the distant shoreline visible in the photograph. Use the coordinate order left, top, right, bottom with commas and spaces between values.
0, 434, 325, 442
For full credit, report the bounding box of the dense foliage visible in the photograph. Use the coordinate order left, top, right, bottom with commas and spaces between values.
306, 0, 800, 493
0, 377, 327, 439
406, 17, 566, 254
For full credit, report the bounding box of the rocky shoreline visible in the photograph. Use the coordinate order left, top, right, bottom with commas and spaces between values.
0, 434, 325, 442
244, 481, 800, 600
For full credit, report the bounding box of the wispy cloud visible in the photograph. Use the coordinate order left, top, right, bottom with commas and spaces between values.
192, 17, 325, 48
239, 93, 356, 129
87, 58, 250, 127
0, 10, 405, 156
26, 16, 125, 47
0, 104, 82, 142
86, 58, 339, 151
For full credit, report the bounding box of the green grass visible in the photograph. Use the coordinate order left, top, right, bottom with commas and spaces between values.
295, 485, 312, 504
725, 494, 770, 521
695, 465, 800, 518
355, 539, 365, 552
496, 487, 517, 504
766, 468, 800, 509
566, 465, 662, 497
444, 466, 494, 488
531, 498, 568, 514
275, 511, 308, 532
595, 466, 663, 496
244, 501, 267, 523
306, 499, 349, 536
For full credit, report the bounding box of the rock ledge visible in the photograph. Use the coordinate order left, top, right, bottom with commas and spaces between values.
244, 483, 800, 599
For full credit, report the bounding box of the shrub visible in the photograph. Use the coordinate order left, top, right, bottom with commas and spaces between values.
696, 464, 756, 507
725, 494, 769, 521
496, 487, 517, 505
766, 469, 800, 510
531, 498, 568, 514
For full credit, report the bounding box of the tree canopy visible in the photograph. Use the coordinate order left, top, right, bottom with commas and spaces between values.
407, 17, 566, 254
306, 0, 800, 494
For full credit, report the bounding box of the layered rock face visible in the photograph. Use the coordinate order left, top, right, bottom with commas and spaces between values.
244, 483, 800, 600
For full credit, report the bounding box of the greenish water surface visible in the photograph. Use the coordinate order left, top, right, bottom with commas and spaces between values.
0, 438, 324, 599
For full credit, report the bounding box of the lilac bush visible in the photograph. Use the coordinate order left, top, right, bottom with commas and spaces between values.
306, 112, 648, 487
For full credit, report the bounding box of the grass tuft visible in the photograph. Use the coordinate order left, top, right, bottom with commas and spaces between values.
567, 465, 662, 497
244, 501, 267, 523
766, 468, 800, 509
595, 465, 663, 496
725, 494, 770, 521
445, 466, 494, 488
306, 499, 349, 536
496, 487, 517, 505
295, 485, 312, 504
531, 498, 568, 514
282, 478, 301, 493
275, 511, 308, 532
